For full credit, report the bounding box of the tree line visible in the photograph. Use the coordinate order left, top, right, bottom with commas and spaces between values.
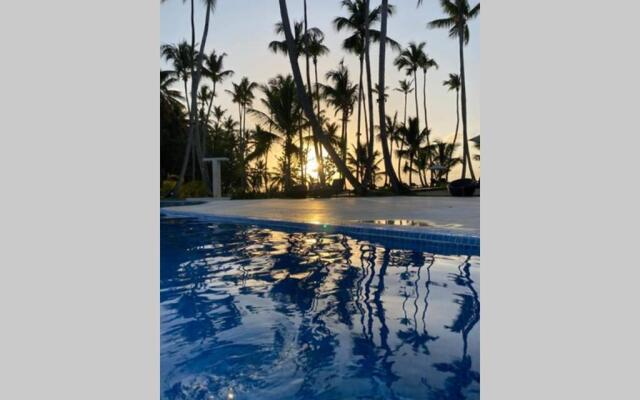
160, 0, 479, 197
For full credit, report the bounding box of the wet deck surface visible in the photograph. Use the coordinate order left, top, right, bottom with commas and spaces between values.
165, 197, 480, 236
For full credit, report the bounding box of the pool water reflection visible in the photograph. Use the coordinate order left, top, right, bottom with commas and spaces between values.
161, 216, 480, 399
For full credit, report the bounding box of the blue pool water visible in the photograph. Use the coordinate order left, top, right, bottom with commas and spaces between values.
161, 215, 480, 400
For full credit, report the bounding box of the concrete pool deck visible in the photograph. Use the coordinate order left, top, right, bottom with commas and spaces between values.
163, 197, 479, 246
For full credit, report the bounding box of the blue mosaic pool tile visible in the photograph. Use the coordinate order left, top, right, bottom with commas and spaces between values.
161, 209, 480, 255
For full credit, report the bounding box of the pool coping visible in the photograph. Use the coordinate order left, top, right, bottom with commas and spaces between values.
161, 208, 480, 250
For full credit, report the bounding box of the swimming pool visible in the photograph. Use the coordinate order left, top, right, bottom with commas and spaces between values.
161, 215, 480, 399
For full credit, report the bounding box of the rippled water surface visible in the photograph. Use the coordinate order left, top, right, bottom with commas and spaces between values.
161, 215, 480, 400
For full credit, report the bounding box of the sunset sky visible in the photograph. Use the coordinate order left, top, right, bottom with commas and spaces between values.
161, 0, 480, 179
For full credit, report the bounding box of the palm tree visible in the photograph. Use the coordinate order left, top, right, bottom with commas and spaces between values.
376, 112, 400, 186
428, 0, 480, 181
374, 0, 403, 193
419, 51, 438, 134
420, 52, 438, 185
227, 77, 258, 190
373, 84, 389, 103
413, 149, 430, 187
161, 41, 200, 182
173, 0, 219, 196
161, 0, 197, 89
394, 42, 427, 129
278, 0, 364, 193
395, 42, 438, 186
334, 0, 399, 151
395, 79, 413, 126
250, 75, 304, 192
160, 70, 184, 111
161, 41, 196, 113
197, 85, 213, 155
347, 143, 380, 183
269, 20, 324, 185
322, 61, 358, 183
430, 140, 461, 183
202, 50, 234, 124
248, 125, 281, 192
305, 31, 330, 186
226, 77, 258, 149
443, 73, 461, 181
397, 117, 428, 187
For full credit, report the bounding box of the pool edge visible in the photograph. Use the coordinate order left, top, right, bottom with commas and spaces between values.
161, 209, 480, 251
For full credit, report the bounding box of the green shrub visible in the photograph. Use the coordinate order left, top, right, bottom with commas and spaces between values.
161, 180, 177, 198
160, 180, 209, 199
179, 180, 209, 198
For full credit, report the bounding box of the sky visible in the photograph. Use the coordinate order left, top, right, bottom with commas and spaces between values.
161, 0, 480, 180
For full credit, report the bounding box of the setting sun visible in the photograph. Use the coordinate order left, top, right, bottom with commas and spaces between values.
306, 151, 319, 180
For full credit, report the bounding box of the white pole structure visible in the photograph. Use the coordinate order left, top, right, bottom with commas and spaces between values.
204, 157, 229, 198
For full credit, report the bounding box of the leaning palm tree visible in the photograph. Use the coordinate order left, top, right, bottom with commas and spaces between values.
278, 0, 364, 193
428, 0, 480, 181
443, 73, 461, 180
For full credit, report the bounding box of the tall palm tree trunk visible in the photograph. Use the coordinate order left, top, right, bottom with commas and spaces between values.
183, 80, 191, 114
173, 0, 196, 196
363, 95, 369, 148
403, 92, 408, 126
278, 0, 364, 194
423, 70, 433, 186
206, 81, 216, 124
446, 89, 460, 182
356, 56, 364, 152
423, 71, 430, 133
458, 26, 475, 181
190, 0, 195, 54
408, 154, 413, 187
414, 71, 420, 126
362, 0, 376, 188
313, 58, 326, 186
341, 112, 348, 187
264, 152, 269, 192
175, 0, 213, 196
398, 91, 408, 183
376, 0, 402, 193
202, 81, 218, 156
300, 0, 314, 186
299, 128, 305, 185
188, 0, 197, 184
